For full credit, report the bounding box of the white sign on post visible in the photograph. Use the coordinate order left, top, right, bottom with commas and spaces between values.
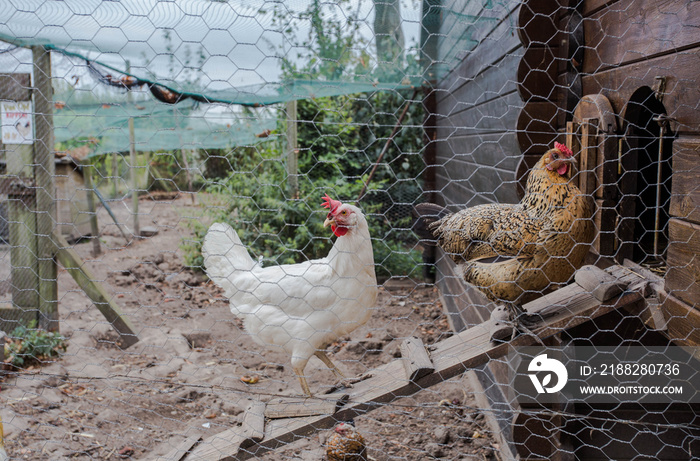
1, 101, 34, 145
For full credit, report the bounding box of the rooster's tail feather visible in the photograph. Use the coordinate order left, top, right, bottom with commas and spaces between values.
202, 223, 255, 292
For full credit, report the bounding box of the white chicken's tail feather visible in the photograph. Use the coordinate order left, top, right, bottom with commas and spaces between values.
202, 223, 255, 295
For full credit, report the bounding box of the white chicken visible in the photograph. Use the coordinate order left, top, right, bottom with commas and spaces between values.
202, 195, 377, 396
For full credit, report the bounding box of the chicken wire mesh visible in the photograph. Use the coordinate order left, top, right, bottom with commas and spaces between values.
0, 0, 698, 460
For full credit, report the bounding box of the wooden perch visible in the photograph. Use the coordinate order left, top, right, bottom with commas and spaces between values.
574, 265, 627, 301
161, 264, 649, 461
400, 337, 434, 382
52, 230, 139, 347
265, 394, 348, 419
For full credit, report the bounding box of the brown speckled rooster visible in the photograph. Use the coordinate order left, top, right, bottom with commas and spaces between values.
326, 422, 367, 461
414, 142, 594, 323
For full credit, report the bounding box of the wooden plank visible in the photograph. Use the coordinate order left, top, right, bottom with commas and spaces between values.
517, 45, 559, 102
51, 230, 139, 347
582, 47, 700, 129
400, 337, 434, 382
591, 198, 617, 258
437, 51, 522, 117
669, 138, 700, 224
242, 400, 265, 444
434, 165, 518, 207
517, 0, 561, 47
436, 0, 518, 83
659, 290, 700, 348
31, 46, 58, 332
574, 265, 625, 301
622, 260, 667, 332
516, 100, 561, 153
582, 0, 700, 74
438, 157, 521, 199
437, 6, 521, 98
180, 265, 647, 461
442, 131, 521, 170
583, 0, 621, 16
468, 368, 518, 461
665, 218, 700, 307
578, 119, 598, 196
264, 395, 347, 419
436, 91, 522, 137
154, 436, 202, 461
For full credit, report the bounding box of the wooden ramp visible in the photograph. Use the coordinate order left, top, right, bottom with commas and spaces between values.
154, 265, 651, 461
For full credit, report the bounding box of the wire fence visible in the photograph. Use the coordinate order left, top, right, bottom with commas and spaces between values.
0, 0, 698, 460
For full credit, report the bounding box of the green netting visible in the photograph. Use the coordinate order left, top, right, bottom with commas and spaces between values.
53, 94, 278, 156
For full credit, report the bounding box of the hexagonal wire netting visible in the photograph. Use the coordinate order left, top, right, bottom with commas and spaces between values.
0, 0, 698, 460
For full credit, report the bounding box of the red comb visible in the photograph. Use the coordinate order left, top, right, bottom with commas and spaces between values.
554, 142, 573, 157
321, 194, 342, 213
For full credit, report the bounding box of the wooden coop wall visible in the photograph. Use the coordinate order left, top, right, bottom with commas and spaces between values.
54, 159, 92, 242
0, 159, 92, 243
426, 0, 700, 354
423, 0, 700, 459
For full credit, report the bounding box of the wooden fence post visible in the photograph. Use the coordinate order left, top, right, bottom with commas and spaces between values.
286, 100, 298, 199
82, 163, 101, 257
31, 46, 58, 331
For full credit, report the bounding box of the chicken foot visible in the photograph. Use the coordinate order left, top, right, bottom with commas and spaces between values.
294, 351, 347, 397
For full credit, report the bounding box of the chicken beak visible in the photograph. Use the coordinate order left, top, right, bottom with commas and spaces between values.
324, 217, 335, 228
563, 156, 577, 178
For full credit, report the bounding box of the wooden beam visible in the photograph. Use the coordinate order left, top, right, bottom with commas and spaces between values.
177, 265, 647, 461
81, 164, 101, 257
51, 230, 139, 347
32, 46, 58, 332
285, 100, 298, 199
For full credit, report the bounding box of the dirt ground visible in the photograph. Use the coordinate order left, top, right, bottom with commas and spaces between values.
1, 194, 498, 460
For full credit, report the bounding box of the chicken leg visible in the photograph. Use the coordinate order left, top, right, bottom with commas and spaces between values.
295, 370, 313, 397
315, 351, 346, 380
294, 351, 347, 397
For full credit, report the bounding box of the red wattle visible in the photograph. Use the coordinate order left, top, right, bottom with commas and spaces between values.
557, 164, 568, 175
332, 224, 348, 237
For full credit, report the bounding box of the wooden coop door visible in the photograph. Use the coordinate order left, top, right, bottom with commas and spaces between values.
617, 87, 672, 265
566, 94, 619, 258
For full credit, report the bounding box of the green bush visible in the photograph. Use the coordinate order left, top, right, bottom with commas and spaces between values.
5, 321, 67, 368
